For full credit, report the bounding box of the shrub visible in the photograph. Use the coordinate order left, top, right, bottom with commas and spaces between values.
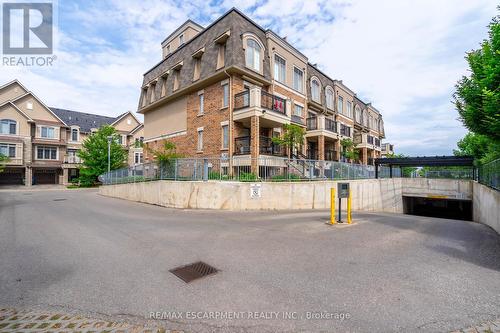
238, 172, 257, 182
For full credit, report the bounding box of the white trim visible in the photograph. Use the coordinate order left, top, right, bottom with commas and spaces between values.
0, 101, 34, 121
292, 65, 305, 95
220, 120, 229, 126
110, 111, 142, 127
35, 145, 59, 160
272, 51, 287, 84
220, 79, 229, 85
274, 80, 306, 99
37, 125, 59, 140
129, 123, 144, 135
197, 126, 204, 131
9, 92, 67, 126
197, 89, 204, 95
143, 130, 186, 143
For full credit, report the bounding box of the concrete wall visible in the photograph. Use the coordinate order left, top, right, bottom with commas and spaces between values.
402, 178, 472, 200
473, 182, 500, 234
99, 178, 404, 212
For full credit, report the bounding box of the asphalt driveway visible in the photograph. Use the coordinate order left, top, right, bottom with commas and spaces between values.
0, 189, 499, 333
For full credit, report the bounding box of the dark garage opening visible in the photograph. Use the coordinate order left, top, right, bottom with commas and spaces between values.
403, 196, 472, 221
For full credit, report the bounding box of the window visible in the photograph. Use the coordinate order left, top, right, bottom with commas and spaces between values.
173, 70, 179, 91
222, 83, 229, 108
40, 126, 55, 139
134, 152, 143, 165
274, 54, 286, 83
193, 57, 201, 81
369, 115, 373, 129
245, 38, 261, 72
0, 143, 16, 158
326, 88, 334, 110
217, 43, 226, 69
71, 128, 78, 142
149, 83, 156, 103
340, 124, 351, 137
0, 119, 16, 135
355, 106, 361, 123
166, 45, 171, 54
197, 129, 203, 151
293, 67, 304, 93
337, 96, 344, 114
134, 137, 144, 148
26, 102, 33, 110
198, 93, 204, 115
294, 104, 303, 117
160, 77, 167, 97
222, 125, 229, 149
346, 101, 352, 118
311, 79, 320, 102
37, 146, 57, 160
179, 34, 184, 45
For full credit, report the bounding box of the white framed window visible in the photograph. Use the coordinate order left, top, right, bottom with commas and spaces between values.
199, 93, 204, 115
346, 101, 352, 118
71, 128, 79, 142
0, 143, 16, 158
245, 38, 261, 72
222, 83, 229, 108
26, 102, 33, 110
134, 152, 143, 165
179, 34, 184, 45
197, 128, 203, 151
369, 115, 373, 129
0, 119, 16, 135
294, 104, 303, 117
293, 67, 304, 93
274, 54, 286, 83
337, 96, 344, 114
311, 78, 320, 103
326, 88, 334, 110
40, 126, 56, 139
36, 146, 57, 160
355, 106, 361, 123
222, 125, 229, 149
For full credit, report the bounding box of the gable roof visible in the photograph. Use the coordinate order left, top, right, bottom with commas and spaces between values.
0, 101, 34, 121
0, 79, 29, 94
110, 111, 142, 127
51, 108, 117, 133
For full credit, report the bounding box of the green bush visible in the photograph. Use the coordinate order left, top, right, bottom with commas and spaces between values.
270, 174, 302, 182
238, 172, 257, 182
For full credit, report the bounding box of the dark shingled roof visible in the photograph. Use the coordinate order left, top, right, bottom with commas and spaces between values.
50, 108, 122, 133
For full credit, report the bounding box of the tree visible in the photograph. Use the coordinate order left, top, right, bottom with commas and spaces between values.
272, 124, 305, 157
453, 11, 499, 142
77, 125, 127, 185
453, 132, 500, 164
0, 154, 8, 173
340, 138, 359, 162
389, 153, 418, 177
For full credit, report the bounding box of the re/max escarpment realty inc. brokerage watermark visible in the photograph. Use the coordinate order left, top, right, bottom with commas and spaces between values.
149, 311, 351, 321
1, 1, 57, 66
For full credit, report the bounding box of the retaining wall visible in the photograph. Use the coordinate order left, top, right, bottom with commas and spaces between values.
473, 182, 500, 234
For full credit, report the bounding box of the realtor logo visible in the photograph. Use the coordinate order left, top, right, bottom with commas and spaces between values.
2, 2, 53, 54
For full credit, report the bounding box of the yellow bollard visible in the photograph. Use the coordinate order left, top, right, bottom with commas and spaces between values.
347, 191, 352, 224
330, 188, 336, 225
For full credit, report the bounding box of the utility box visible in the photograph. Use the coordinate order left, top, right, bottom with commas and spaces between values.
338, 183, 350, 198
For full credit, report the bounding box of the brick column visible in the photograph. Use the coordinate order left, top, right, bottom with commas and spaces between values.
335, 139, 341, 161
362, 147, 368, 165
25, 166, 32, 186
318, 135, 325, 161
250, 115, 260, 176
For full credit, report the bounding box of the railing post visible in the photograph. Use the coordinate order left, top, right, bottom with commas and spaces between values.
203, 158, 208, 181
309, 161, 313, 180
174, 159, 178, 181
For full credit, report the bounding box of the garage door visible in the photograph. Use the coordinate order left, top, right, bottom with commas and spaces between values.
34, 170, 57, 185
0, 168, 24, 185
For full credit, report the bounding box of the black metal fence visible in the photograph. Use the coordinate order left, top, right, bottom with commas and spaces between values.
478, 158, 499, 190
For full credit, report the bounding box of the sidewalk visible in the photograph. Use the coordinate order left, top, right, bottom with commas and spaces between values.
0, 308, 181, 333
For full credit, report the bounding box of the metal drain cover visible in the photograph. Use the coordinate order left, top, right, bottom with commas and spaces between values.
170, 261, 218, 283
53, 198, 67, 201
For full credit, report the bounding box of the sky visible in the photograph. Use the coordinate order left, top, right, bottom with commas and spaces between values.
0, 0, 497, 156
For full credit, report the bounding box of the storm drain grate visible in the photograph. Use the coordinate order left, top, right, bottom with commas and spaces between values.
169, 261, 218, 283
53, 198, 67, 201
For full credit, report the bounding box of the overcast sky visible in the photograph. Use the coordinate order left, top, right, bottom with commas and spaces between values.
0, 0, 497, 155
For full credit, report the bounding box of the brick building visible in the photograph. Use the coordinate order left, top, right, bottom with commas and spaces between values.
138, 8, 385, 176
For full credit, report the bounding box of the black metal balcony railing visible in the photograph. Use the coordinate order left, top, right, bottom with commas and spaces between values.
306, 117, 317, 130
234, 136, 250, 155
233, 136, 284, 156
261, 90, 286, 114
325, 150, 337, 161
325, 118, 337, 133
291, 115, 304, 125
234, 91, 249, 110
375, 138, 381, 147
259, 136, 284, 156
340, 125, 351, 137
367, 135, 374, 144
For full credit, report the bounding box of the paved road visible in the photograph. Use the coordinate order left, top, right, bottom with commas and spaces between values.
0, 189, 499, 333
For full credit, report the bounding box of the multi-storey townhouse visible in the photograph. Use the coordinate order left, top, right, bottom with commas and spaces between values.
0, 80, 143, 186
138, 8, 385, 177
381, 142, 394, 157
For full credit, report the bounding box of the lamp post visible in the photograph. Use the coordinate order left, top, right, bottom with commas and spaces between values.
107, 135, 113, 172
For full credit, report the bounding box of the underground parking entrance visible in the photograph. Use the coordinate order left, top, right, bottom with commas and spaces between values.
402, 196, 472, 221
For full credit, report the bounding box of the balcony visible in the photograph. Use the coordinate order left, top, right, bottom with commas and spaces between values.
325, 118, 337, 133
64, 156, 82, 164
233, 136, 284, 156
306, 117, 317, 130
367, 135, 374, 145
291, 115, 304, 125
233, 87, 290, 126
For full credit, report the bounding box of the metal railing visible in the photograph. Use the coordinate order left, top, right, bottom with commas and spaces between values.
424, 170, 474, 179
325, 118, 337, 133
291, 115, 304, 125
306, 117, 317, 130
234, 91, 249, 110
100, 156, 401, 185
478, 158, 499, 190
261, 90, 286, 114
64, 156, 82, 164
325, 150, 337, 161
